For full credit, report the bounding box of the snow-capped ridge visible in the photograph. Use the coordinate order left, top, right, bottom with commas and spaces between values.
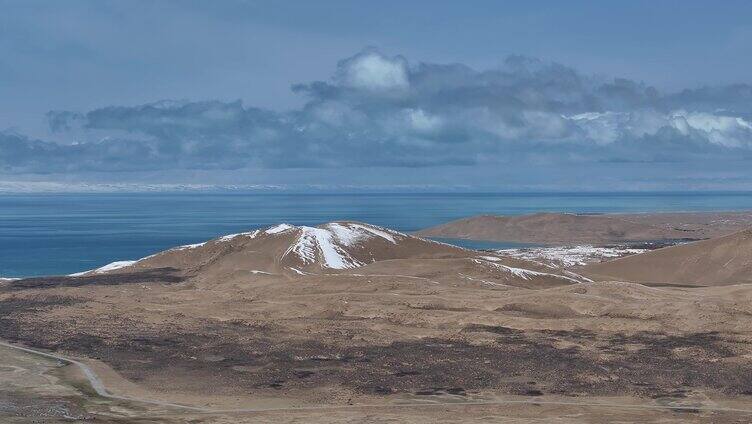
219, 230, 260, 242
171, 242, 206, 251
330, 222, 398, 245
265, 223, 295, 234
280, 222, 407, 269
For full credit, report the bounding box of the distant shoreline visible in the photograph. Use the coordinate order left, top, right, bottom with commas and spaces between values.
3, 181, 752, 195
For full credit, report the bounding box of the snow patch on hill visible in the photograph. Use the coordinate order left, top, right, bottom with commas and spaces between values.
472, 258, 585, 283
266, 223, 295, 234
0, 277, 20, 282
285, 226, 362, 269
332, 223, 398, 244
219, 230, 260, 241
69, 260, 137, 276
281, 223, 405, 269
496, 245, 648, 268
171, 242, 207, 251
95, 260, 137, 273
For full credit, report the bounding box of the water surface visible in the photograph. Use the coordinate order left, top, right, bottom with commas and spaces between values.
2, 191, 751, 277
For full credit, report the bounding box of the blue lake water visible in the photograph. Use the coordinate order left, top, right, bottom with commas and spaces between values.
1, 191, 752, 277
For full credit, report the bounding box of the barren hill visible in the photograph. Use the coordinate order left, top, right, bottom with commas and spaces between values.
416, 211, 752, 244
79, 222, 469, 278
582, 228, 752, 286
4, 221, 752, 421
64, 221, 581, 290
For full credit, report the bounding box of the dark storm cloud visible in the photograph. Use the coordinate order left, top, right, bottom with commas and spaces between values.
3, 49, 752, 175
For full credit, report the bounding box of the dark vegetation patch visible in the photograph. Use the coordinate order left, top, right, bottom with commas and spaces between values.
0, 295, 79, 314
605, 331, 737, 358
462, 324, 523, 335
293, 370, 315, 379
494, 303, 582, 318
4, 315, 752, 401
642, 283, 707, 288
672, 408, 701, 414
408, 304, 477, 312
2, 268, 184, 291
464, 326, 534, 347
394, 370, 421, 377
0, 295, 81, 342
372, 386, 392, 395
414, 387, 466, 396
542, 329, 597, 338
612, 239, 698, 249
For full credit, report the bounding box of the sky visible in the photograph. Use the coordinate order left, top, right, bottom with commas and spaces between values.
1, 0, 752, 191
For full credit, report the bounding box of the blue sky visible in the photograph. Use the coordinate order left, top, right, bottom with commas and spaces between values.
1, 0, 752, 190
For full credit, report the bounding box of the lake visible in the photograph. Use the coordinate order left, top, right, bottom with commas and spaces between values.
2, 191, 751, 277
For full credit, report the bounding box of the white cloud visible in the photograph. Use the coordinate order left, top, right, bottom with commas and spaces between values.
341, 52, 409, 90
567, 111, 624, 144
564, 109, 752, 148
5, 49, 752, 178
669, 111, 752, 148
405, 108, 442, 133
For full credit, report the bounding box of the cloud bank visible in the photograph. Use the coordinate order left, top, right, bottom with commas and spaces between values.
2, 48, 752, 188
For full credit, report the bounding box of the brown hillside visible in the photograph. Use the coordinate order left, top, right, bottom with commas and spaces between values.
582, 228, 752, 286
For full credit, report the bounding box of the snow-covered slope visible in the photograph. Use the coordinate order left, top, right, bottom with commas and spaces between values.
280, 223, 401, 269
69, 260, 137, 276
496, 245, 648, 268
